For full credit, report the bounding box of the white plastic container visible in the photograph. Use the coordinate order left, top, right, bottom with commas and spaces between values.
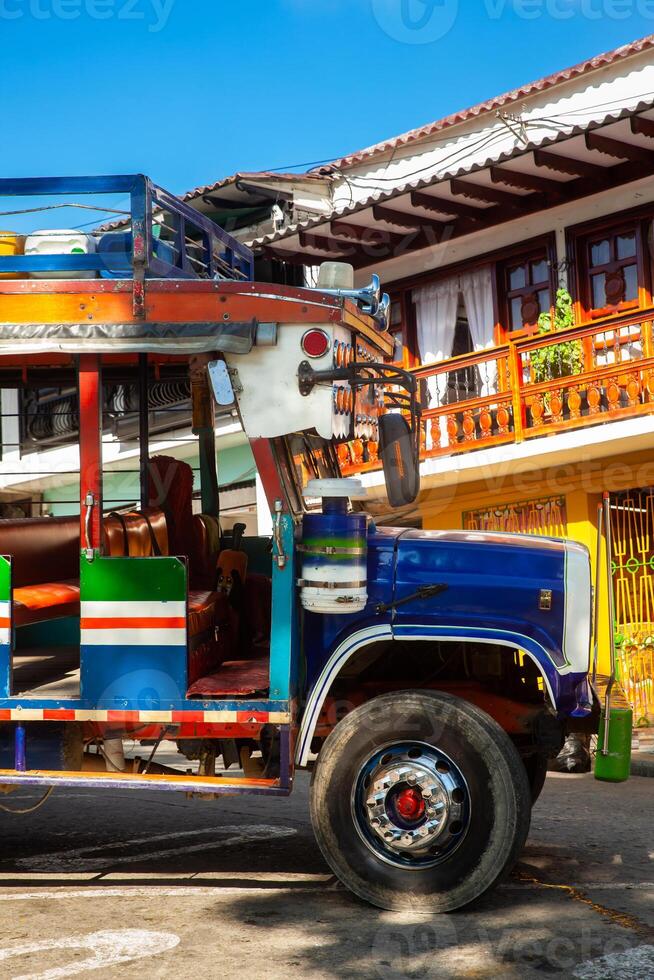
24, 229, 97, 279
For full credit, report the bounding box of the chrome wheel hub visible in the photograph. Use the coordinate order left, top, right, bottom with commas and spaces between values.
352, 743, 469, 869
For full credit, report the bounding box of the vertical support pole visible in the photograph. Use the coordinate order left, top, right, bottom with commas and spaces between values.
79, 355, 103, 557
508, 342, 524, 442
138, 353, 149, 509
602, 491, 617, 756
14, 722, 26, 772
190, 355, 219, 517
130, 176, 152, 318
592, 501, 603, 685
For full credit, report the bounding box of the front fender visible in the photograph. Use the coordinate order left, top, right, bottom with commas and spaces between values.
295, 623, 574, 768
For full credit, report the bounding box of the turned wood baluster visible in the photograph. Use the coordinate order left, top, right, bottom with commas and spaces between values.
430, 417, 441, 449
447, 414, 458, 446
568, 387, 582, 419
625, 373, 641, 407
550, 388, 564, 423
587, 384, 602, 414
530, 394, 545, 427
462, 410, 476, 442
479, 408, 493, 440
607, 378, 621, 412
496, 403, 511, 435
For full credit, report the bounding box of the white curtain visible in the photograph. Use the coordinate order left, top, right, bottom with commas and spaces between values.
459, 267, 497, 396
414, 276, 459, 449
414, 275, 459, 408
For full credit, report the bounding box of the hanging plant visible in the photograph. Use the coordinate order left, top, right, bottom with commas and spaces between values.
530, 289, 583, 383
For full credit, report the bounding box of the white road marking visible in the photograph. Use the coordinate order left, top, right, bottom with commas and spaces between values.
573, 945, 654, 979
0, 886, 328, 901
0, 929, 179, 980
10, 824, 297, 872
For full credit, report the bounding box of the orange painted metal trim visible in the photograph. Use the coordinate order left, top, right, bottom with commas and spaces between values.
80, 616, 186, 629
0, 281, 394, 356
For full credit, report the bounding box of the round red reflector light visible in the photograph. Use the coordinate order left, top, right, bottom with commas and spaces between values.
301, 329, 330, 359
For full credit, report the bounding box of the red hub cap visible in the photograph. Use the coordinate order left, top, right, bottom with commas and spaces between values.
394, 787, 426, 822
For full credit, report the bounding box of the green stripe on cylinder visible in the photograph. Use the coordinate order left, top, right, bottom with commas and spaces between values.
81, 556, 187, 602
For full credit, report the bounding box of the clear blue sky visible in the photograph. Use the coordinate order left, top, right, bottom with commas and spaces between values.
2, 0, 654, 196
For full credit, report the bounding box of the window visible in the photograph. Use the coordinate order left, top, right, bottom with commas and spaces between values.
574, 218, 651, 320
586, 227, 639, 314
388, 293, 418, 368
500, 250, 552, 335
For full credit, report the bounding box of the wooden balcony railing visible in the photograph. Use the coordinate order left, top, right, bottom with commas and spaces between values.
339, 307, 654, 475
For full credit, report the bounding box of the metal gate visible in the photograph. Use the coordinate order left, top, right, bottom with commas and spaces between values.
610, 489, 654, 727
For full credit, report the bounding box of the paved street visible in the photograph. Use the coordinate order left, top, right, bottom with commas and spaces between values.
0, 771, 651, 979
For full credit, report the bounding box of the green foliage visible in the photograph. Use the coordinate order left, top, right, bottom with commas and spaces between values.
530, 288, 582, 383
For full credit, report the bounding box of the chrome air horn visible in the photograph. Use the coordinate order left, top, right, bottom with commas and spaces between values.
316, 264, 390, 331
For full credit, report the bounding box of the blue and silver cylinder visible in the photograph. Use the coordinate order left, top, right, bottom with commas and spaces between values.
300, 479, 368, 615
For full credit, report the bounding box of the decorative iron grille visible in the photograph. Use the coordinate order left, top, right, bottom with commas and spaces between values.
462, 495, 567, 537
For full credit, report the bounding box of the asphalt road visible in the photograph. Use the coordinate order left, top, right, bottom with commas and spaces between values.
0, 772, 651, 979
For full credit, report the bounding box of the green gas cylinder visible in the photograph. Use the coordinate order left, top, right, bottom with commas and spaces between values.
594, 707, 633, 782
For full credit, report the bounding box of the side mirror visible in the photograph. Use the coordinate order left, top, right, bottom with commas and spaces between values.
378, 413, 420, 508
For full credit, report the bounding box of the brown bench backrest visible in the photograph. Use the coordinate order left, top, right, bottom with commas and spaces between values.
0, 508, 171, 589
0, 516, 79, 587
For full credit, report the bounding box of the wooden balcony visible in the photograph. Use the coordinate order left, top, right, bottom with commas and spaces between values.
340, 306, 654, 474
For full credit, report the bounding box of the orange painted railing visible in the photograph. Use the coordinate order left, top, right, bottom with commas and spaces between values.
340, 307, 654, 473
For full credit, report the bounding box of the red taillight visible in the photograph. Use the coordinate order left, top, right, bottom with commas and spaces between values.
301, 329, 330, 359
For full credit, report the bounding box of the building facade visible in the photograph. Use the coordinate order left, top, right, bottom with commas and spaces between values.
256, 36, 654, 727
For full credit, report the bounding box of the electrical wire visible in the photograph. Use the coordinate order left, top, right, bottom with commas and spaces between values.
332, 128, 510, 189
0, 203, 130, 218
0, 786, 54, 814
264, 90, 654, 182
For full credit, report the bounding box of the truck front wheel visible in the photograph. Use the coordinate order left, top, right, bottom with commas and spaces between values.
309, 690, 531, 912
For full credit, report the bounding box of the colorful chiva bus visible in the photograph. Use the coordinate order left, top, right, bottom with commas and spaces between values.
0, 176, 630, 912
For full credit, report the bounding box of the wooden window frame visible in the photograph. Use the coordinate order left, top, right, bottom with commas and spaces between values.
567, 206, 654, 326
495, 241, 557, 343
388, 290, 419, 368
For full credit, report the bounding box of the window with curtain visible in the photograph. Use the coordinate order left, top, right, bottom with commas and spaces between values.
413, 266, 496, 404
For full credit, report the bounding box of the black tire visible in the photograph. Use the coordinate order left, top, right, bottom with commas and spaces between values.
309, 690, 531, 912
523, 753, 548, 805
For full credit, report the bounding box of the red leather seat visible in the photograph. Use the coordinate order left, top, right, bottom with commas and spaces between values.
188, 589, 219, 637
0, 516, 80, 627
187, 656, 269, 698
13, 580, 81, 627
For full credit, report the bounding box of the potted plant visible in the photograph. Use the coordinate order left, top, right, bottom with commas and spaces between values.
529, 289, 583, 418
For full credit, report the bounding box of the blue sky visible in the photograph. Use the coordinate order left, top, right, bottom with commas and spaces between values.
2, 0, 654, 198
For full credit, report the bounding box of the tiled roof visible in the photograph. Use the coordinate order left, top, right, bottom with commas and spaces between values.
317, 34, 654, 171
182, 170, 330, 203
254, 97, 654, 270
